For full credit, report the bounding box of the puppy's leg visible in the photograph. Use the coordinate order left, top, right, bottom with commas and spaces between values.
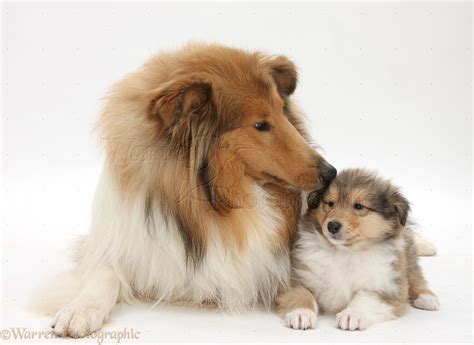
404, 233, 440, 311
336, 291, 395, 331
277, 285, 318, 330
51, 268, 119, 338
408, 265, 440, 311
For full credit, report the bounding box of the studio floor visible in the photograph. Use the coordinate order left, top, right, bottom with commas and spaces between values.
2, 224, 472, 343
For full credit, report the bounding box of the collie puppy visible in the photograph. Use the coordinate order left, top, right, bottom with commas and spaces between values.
277, 169, 439, 331
31, 43, 337, 338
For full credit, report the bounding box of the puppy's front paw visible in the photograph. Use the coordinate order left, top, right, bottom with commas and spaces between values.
336, 308, 366, 331
284, 308, 317, 330
413, 293, 440, 311
52, 302, 107, 338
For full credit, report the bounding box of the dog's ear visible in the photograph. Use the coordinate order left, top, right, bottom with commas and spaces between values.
148, 77, 213, 127
389, 191, 410, 226
307, 187, 327, 209
265, 55, 298, 96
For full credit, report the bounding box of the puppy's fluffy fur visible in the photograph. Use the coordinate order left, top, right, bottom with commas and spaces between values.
277, 169, 439, 331
30, 43, 337, 338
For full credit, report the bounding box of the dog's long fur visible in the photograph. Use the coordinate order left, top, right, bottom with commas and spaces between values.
30, 43, 337, 338
277, 169, 439, 331
30, 44, 436, 338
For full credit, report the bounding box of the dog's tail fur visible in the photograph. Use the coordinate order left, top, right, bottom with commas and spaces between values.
413, 234, 437, 256
406, 219, 437, 256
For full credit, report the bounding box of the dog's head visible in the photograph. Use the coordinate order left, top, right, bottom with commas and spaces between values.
147, 45, 336, 210
306, 168, 409, 247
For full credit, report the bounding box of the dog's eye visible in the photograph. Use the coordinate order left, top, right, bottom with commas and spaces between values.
354, 203, 364, 210
254, 121, 271, 132
324, 201, 334, 207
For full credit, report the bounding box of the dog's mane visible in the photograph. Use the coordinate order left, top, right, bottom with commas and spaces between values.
97, 43, 309, 267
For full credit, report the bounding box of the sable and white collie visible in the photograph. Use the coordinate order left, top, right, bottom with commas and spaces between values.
277, 169, 439, 331
30, 43, 337, 337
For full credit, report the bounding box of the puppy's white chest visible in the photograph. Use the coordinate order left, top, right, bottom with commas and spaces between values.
296, 238, 401, 313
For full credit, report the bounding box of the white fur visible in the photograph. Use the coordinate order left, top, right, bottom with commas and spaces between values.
337, 308, 364, 331
294, 229, 403, 315
413, 293, 440, 311
336, 291, 395, 331
34, 164, 290, 336
285, 308, 317, 330
413, 235, 437, 256
52, 269, 119, 337
28, 271, 84, 316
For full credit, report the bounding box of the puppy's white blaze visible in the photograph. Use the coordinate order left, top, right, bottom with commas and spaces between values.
76, 165, 289, 312
294, 230, 404, 314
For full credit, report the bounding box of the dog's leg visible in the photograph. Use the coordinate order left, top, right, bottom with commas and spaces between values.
404, 232, 440, 311
406, 248, 440, 311
276, 285, 318, 330
336, 290, 395, 331
51, 268, 119, 338
408, 271, 440, 311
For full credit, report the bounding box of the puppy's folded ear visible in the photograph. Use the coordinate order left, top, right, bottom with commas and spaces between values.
147, 77, 213, 127
390, 191, 410, 226
263, 55, 298, 96
307, 187, 327, 209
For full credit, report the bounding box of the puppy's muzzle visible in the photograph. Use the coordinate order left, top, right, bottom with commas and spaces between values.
327, 220, 342, 234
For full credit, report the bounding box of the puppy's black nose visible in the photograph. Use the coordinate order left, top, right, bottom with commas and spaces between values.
327, 220, 342, 234
320, 163, 337, 184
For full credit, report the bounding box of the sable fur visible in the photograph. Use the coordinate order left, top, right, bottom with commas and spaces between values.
30, 43, 336, 338
278, 168, 439, 331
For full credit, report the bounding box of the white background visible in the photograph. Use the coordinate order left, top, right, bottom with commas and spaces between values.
2, 2, 472, 344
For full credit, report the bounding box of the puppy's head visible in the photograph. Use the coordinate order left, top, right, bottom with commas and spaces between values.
306, 168, 409, 247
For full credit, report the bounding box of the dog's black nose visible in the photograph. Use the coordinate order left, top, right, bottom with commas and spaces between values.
327, 220, 342, 234
320, 163, 337, 184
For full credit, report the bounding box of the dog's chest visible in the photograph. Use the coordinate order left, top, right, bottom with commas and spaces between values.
296, 236, 402, 313
145, 186, 290, 310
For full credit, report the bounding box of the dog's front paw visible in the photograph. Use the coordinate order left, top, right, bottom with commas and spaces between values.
284, 308, 317, 330
336, 308, 366, 331
52, 302, 107, 338
413, 293, 440, 311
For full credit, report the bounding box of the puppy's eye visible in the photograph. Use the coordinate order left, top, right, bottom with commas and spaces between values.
254, 121, 271, 131
325, 201, 334, 207
354, 203, 364, 210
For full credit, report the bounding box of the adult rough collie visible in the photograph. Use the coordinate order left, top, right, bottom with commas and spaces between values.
31, 43, 337, 337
